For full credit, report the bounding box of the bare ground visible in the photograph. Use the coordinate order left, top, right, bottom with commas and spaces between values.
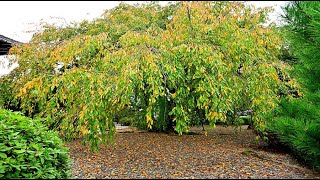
65, 125, 320, 179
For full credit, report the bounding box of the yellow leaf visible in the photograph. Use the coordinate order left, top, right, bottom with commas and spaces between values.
79, 111, 85, 119
252, 32, 257, 37
146, 114, 153, 125
80, 126, 88, 135
21, 88, 27, 95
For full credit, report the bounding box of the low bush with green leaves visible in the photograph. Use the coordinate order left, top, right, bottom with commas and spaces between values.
0, 109, 72, 179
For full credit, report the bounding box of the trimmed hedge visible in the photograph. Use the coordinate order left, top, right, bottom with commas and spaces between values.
0, 109, 72, 178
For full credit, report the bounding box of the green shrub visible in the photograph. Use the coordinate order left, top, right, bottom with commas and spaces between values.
118, 116, 133, 126
116, 105, 148, 130
0, 109, 72, 179
118, 111, 148, 130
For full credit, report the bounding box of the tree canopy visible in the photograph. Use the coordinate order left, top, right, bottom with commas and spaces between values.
0, 1, 295, 150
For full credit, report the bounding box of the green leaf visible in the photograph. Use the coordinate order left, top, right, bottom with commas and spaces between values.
13, 150, 25, 154
32, 90, 39, 95
0, 153, 7, 159
40, 157, 44, 164
0, 165, 6, 173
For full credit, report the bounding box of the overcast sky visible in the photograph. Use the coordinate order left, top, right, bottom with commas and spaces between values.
0, 1, 169, 43
0, 1, 287, 76
0, 1, 287, 43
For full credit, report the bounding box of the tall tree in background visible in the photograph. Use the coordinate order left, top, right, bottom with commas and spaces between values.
0, 1, 290, 150
266, 1, 320, 170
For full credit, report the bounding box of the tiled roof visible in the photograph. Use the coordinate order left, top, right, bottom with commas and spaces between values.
0, 35, 22, 45
0, 35, 22, 55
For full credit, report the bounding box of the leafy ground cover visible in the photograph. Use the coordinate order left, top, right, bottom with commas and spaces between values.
65, 125, 320, 179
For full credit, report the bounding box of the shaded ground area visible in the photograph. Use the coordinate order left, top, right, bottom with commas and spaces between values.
65, 125, 320, 179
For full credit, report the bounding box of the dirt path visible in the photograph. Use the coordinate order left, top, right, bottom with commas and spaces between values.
65, 125, 320, 179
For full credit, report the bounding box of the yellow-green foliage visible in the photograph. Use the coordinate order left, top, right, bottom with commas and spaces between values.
0, 2, 296, 149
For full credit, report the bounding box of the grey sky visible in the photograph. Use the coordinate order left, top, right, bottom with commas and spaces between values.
0, 1, 169, 43
0, 1, 287, 43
